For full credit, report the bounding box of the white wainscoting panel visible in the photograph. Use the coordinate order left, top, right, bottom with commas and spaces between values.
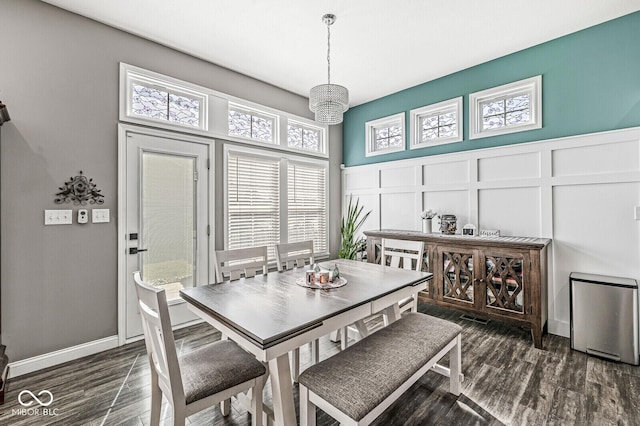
381, 166, 416, 188
381, 192, 418, 230
552, 182, 640, 323
478, 187, 541, 237
552, 140, 640, 177
423, 190, 470, 230
478, 152, 540, 182
423, 160, 469, 185
344, 169, 378, 190
343, 127, 640, 339
346, 193, 379, 234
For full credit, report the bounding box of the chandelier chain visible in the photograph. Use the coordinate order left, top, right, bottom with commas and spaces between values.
326, 21, 331, 84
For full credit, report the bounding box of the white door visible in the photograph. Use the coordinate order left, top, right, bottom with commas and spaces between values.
124, 131, 210, 339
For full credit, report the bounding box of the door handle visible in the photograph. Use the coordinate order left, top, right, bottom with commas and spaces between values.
129, 248, 148, 255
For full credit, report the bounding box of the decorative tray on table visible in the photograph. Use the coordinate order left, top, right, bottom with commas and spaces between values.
295, 276, 347, 290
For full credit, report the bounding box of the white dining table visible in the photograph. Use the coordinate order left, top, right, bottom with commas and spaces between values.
180, 258, 431, 426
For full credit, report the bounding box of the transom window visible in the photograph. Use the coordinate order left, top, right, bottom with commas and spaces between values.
365, 112, 406, 157
287, 122, 322, 153
481, 94, 529, 130
131, 84, 202, 127
228, 105, 276, 143
410, 97, 462, 148
470, 76, 542, 139
123, 70, 207, 132
121, 64, 327, 158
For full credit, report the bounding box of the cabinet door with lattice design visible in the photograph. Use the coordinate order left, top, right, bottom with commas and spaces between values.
482, 251, 529, 316
438, 247, 475, 305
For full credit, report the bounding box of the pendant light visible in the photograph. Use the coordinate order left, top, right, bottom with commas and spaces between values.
309, 14, 349, 125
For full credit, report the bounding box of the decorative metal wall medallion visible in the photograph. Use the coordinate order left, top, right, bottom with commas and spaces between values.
55, 171, 104, 205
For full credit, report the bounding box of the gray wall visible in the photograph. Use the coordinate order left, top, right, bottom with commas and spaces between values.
0, 0, 342, 362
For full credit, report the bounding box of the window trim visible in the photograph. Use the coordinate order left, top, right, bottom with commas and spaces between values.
365, 112, 406, 157
410, 97, 463, 149
286, 120, 326, 155
121, 65, 208, 132
228, 103, 278, 144
223, 144, 330, 261
119, 63, 329, 159
469, 75, 542, 140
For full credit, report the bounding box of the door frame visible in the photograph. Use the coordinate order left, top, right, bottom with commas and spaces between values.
117, 124, 215, 345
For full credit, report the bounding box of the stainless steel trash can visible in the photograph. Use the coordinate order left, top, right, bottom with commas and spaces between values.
570, 272, 639, 365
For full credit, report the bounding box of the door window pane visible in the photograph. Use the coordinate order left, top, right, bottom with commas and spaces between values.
141, 152, 196, 301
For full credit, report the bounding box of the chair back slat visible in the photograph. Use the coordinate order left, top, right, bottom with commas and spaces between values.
133, 272, 184, 404
381, 238, 424, 272
275, 241, 314, 272
214, 246, 268, 283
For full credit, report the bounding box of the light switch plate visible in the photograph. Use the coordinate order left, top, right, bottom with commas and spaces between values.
92, 209, 110, 223
44, 209, 73, 225
635, 206, 640, 220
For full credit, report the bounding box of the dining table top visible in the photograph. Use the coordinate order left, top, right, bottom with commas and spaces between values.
180, 258, 432, 350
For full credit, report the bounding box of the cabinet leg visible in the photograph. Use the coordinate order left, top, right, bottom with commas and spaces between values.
531, 324, 543, 349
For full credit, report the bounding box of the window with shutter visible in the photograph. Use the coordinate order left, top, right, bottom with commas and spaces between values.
288, 161, 328, 254
227, 151, 280, 259
225, 147, 329, 260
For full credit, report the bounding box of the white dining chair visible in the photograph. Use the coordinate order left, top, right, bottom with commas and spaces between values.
349, 238, 425, 343
381, 238, 425, 314
274, 241, 320, 381
213, 246, 268, 283
275, 240, 314, 272
133, 272, 267, 426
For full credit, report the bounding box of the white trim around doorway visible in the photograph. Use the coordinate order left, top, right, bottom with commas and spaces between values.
117, 123, 215, 345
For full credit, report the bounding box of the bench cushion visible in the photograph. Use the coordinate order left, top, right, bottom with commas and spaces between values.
298, 313, 461, 421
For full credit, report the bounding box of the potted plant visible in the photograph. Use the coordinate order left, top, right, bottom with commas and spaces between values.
420, 209, 436, 233
339, 195, 371, 260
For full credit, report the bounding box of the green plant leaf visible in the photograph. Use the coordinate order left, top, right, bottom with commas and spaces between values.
339, 194, 372, 260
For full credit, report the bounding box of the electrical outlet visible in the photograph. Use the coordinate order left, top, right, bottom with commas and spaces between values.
92, 208, 110, 223
44, 209, 73, 225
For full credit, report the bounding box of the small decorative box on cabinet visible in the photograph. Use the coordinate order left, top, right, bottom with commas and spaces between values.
364, 229, 550, 349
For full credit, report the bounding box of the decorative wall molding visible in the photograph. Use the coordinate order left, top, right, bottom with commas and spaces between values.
343, 126, 640, 338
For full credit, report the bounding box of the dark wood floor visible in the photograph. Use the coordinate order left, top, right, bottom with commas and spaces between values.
2, 303, 639, 425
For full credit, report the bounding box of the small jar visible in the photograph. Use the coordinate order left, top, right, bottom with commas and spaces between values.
318, 271, 330, 284
440, 214, 457, 235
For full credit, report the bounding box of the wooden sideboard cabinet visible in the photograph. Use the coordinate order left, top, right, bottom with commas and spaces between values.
364, 230, 550, 348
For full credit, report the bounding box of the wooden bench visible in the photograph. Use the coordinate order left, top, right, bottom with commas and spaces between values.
298, 313, 463, 426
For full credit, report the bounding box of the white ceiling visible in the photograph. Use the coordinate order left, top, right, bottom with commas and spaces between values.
42, 0, 640, 107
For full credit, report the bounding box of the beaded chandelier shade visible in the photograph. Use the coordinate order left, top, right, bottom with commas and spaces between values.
309, 14, 349, 125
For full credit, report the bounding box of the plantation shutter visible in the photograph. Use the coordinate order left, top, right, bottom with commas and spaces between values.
227, 151, 280, 259
287, 161, 327, 254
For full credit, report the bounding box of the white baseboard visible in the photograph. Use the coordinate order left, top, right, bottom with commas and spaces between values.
8, 335, 119, 378
548, 319, 570, 339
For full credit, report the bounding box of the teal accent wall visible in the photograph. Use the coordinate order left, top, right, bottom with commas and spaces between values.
343, 11, 640, 167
